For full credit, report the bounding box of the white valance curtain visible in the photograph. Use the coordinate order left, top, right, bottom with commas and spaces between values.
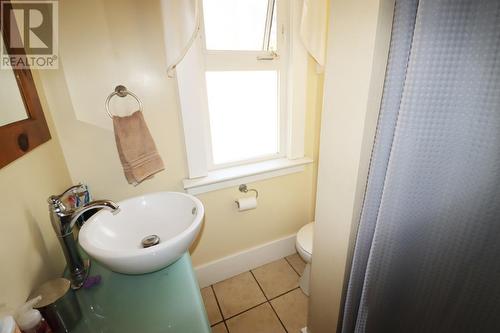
160, 0, 328, 73
300, 0, 328, 68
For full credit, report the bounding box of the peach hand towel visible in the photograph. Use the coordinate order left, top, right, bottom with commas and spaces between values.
113, 111, 164, 185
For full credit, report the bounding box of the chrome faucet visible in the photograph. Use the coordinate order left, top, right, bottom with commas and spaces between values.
48, 185, 120, 289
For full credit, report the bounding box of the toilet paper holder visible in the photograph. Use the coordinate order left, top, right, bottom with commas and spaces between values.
238, 184, 259, 198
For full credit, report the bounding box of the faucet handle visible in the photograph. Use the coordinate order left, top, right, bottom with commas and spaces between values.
47, 194, 68, 213
55, 184, 88, 200
48, 184, 89, 212
48, 195, 62, 204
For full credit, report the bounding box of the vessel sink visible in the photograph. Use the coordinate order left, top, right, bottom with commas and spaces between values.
79, 192, 204, 274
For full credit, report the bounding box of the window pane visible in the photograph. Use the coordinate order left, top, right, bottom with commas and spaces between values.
205, 71, 279, 165
203, 0, 271, 51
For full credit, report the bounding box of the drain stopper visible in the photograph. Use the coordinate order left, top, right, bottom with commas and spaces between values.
141, 235, 160, 248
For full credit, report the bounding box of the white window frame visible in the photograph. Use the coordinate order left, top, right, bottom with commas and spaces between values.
174, 0, 311, 194
203, 0, 288, 170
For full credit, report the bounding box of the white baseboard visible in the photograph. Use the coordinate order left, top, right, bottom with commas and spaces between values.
194, 234, 297, 288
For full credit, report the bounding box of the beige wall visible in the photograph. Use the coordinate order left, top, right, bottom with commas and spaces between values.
0, 67, 27, 126
0, 73, 72, 311
308, 0, 394, 331
39, 0, 323, 267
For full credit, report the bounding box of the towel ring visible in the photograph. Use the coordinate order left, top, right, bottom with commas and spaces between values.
105, 85, 143, 119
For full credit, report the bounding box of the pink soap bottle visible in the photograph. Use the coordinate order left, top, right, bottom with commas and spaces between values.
14, 297, 52, 333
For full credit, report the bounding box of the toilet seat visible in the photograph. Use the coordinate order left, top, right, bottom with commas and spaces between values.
296, 222, 314, 262
295, 222, 314, 296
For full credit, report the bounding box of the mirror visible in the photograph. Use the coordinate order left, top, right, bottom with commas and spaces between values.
0, 16, 51, 168
0, 36, 28, 126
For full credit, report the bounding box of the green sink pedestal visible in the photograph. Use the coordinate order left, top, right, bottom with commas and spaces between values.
69, 253, 211, 333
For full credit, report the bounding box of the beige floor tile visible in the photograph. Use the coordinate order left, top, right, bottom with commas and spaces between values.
252, 259, 299, 299
211, 323, 228, 333
286, 253, 306, 275
213, 272, 266, 319
226, 303, 285, 333
271, 288, 308, 333
201, 286, 223, 325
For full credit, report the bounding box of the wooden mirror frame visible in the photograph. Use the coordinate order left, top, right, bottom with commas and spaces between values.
0, 1, 51, 168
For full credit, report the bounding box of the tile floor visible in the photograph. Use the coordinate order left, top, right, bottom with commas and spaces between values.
201, 253, 308, 333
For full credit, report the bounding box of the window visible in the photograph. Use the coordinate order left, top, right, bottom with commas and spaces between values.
202, 0, 276, 51
202, 0, 285, 169
205, 71, 279, 165
173, 0, 311, 193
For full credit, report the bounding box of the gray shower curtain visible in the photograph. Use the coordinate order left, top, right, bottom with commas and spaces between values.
341, 0, 500, 332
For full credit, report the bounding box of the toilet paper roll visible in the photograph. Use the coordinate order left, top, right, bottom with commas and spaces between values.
236, 197, 257, 211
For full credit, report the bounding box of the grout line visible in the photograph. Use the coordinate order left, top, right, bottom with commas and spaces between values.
250, 257, 301, 302
211, 285, 226, 327
268, 287, 301, 302
210, 320, 230, 332
268, 300, 289, 333
284, 255, 302, 277
211, 320, 223, 327
250, 267, 289, 332
220, 268, 282, 322
250, 259, 301, 301
211, 258, 303, 331
220, 282, 298, 322
250, 270, 270, 301
224, 300, 269, 321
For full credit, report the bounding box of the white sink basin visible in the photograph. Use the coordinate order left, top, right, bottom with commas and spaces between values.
79, 192, 204, 274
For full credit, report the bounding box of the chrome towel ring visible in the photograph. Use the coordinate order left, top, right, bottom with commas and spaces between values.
105, 85, 143, 118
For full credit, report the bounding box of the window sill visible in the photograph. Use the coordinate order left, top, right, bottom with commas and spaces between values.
183, 157, 313, 195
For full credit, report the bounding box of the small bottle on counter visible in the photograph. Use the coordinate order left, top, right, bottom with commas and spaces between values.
0, 315, 22, 333
14, 297, 52, 333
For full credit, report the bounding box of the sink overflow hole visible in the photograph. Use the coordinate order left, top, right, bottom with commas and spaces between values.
142, 235, 160, 248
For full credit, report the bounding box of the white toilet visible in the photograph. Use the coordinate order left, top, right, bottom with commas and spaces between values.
296, 222, 314, 296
